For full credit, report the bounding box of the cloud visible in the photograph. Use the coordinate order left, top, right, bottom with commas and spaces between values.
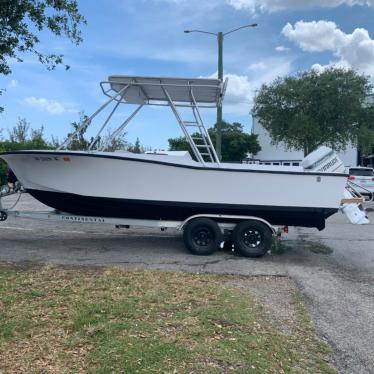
311, 61, 350, 72
205, 72, 252, 114
224, 73, 252, 107
251, 58, 292, 85
275, 45, 290, 52
282, 21, 345, 52
205, 57, 292, 114
23, 96, 76, 115
228, 0, 374, 12
282, 21, 374, 76
149, 0, 222, 8
8, 80, 18, 88
248, 62, 266, 71
95, 42, 217, 65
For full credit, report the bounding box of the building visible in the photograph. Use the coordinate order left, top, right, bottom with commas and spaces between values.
248, 94, 374, 168
250, 116, 358, 167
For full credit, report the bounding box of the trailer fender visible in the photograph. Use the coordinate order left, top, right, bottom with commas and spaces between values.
178, 214, 276, 235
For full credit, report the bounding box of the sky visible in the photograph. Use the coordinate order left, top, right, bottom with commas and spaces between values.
1, 0, 374, 149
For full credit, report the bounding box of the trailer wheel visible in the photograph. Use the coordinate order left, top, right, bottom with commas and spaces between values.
0, 211, 7, 222
183, 218, 222, 256
232, 220, 272, 258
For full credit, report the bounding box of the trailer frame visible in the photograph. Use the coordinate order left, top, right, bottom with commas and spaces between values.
0, 191, 276, 233
0, 189, 281, 257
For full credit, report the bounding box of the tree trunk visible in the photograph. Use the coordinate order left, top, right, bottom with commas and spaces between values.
303, 143, 309, 157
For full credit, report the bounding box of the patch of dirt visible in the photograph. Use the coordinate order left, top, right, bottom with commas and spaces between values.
202, 358, 249, 372
224, 276, 298, 335
304, 241, 333, 254
297, 233, 333, 254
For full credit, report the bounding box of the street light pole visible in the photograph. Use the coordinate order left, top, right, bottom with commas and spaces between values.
217, 31, 224, 160
184, 24, 257, 161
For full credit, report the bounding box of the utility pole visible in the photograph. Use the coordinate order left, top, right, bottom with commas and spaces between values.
184, 24, 257, 160
216, 31, 223, 160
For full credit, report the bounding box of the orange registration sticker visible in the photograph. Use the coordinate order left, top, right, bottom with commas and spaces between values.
63, 157, 71, 162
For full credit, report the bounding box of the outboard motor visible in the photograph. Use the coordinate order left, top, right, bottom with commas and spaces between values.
301, 146, 345, 173
302, 146, 369, 225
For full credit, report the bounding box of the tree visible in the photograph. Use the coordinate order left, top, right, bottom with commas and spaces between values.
128, 137, 143, 154
65, 114, 91, 150
102, 132, 128, 152
0, 115, 133, 183
8, 117, 30, 142
209, 122, 261, 162
168, 121, 261, 162
168, 137, 190, 152
0, 118, 52, 183
0, 0, 86, 112
253, 68, 374, 156
64, 114, 130, 151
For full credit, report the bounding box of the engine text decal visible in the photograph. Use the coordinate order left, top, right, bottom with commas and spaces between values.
318, 157, 339, 172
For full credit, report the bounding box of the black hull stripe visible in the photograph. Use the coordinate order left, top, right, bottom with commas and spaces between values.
27, 189, 337, 230
0, 150, 348, 177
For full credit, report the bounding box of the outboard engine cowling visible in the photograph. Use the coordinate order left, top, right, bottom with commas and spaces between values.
302, 146, 369, 225
301, 146, 345, 173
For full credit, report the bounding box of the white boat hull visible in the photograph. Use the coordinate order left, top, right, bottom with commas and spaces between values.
0, 150, 348, 229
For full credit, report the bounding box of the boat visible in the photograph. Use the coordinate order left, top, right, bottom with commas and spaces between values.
0, 75, 349, 230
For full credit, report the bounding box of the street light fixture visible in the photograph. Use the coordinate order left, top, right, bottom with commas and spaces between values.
184, 24, 258, 160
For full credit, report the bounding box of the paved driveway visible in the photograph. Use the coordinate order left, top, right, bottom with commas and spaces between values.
0, 194, 373, 374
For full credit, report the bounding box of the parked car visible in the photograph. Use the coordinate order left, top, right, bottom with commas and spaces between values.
348, 167, 374, 196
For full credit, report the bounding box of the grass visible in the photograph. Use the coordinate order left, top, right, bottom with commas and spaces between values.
0, 264, 336, 373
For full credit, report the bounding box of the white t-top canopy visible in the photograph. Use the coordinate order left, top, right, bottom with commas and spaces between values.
107, 75, 226, 105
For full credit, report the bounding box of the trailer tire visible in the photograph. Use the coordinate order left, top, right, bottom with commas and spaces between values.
183, 218, 222, 256
0, 211, 7, 222
232, 220, 272, 258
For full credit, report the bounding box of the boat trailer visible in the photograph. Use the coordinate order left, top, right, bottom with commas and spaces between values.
0, 184, 371, 258
0, 187, 286, 258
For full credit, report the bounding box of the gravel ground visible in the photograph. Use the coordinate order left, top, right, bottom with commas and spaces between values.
0, 193, 373, 373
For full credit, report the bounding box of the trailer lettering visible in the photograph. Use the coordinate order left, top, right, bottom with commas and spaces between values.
62, 216, 105, 223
